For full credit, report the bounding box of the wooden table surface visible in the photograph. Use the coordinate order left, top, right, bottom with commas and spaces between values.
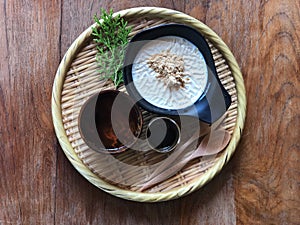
0, 0, 299, 224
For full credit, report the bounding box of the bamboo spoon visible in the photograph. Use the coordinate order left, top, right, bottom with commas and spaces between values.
142, 113, 228, 183
140, 129, 231, 191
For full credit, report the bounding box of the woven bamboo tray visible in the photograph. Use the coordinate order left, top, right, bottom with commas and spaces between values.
52, 7, 246, 202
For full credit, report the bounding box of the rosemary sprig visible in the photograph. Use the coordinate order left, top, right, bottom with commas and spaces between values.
91, 9, 132, 88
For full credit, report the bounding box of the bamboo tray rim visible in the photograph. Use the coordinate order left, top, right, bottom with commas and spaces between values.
51, 6, 247, 202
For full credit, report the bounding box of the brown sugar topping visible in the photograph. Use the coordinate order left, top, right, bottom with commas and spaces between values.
147, 50, 189, 89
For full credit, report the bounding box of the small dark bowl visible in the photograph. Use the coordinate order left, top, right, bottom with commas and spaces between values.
78, 90, 143, 154
123, 24, 231, 124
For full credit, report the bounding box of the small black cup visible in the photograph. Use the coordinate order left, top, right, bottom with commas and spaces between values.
146, 117, 180, 153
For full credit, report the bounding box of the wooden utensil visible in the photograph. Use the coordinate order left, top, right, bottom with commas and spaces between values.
140, 129, 231, 191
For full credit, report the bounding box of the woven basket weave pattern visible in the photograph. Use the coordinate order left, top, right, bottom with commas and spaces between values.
52, 7, 246, 202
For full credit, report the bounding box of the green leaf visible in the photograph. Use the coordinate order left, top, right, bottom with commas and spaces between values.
92, 8, 132, 88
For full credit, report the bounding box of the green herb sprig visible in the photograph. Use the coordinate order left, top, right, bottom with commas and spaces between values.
92, 9, 132, 87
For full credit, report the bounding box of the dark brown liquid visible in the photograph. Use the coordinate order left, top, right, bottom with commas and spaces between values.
147, 118, 179, 152
95, 91, 141, 150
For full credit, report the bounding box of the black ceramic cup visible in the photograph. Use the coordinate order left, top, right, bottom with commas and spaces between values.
146, 117, 181, 153
78, 90, 143, 154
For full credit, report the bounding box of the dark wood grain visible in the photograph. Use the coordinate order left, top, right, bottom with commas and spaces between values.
0, 0, 299, 224
231, 0, 300, 224
0, 0, 61, 224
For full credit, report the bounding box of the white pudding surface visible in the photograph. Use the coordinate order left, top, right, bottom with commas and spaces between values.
132, 36, 208, 110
